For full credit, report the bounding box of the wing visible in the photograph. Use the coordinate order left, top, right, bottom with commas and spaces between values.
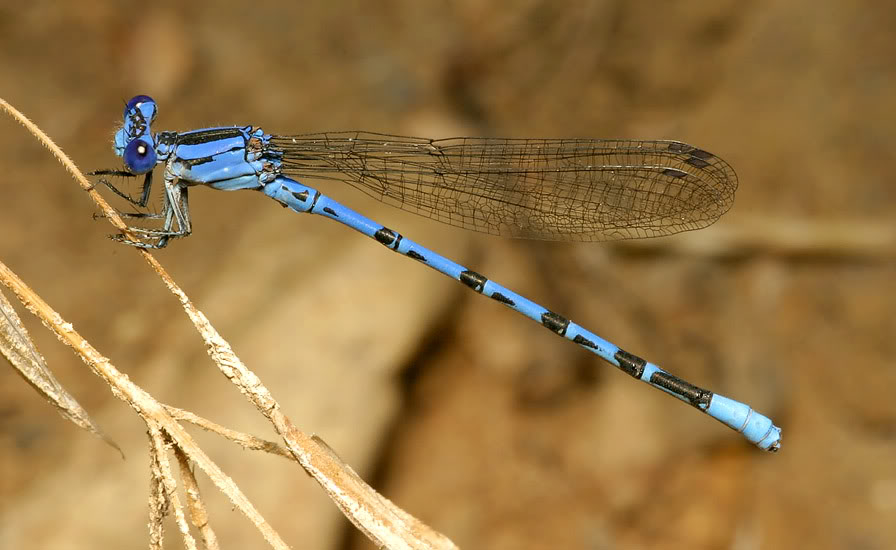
273, 132, 737, 242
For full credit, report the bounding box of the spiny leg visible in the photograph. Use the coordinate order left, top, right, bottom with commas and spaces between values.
90, 170, 175, 247
89, 169, 155, 208
109, 181, 193, 249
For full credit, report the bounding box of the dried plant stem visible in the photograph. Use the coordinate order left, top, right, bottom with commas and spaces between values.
148, 422, 199, 550
0, 258, 290, 549
1, 96, 457, 549
175, 445, 220, 550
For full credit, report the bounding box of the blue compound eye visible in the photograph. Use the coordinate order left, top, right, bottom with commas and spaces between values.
124, 95, 155, 117
123, 138, 157, 174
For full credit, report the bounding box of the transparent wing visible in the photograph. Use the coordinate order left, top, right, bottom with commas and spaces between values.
273, 132, 737, 242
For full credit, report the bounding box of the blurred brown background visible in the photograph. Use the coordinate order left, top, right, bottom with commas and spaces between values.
1, 1, 894, 549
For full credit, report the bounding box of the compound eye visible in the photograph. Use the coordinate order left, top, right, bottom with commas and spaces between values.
124, 95, 154, 117
123, 138, 157, 174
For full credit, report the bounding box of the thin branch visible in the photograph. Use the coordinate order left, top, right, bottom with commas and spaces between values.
149, 422, 198, 550
0, 260, 290, 549
1, 96, 458, 549
164, 405, 294, 461
0, 289, 119, 454
175, 445, 220, 550
148, 426, 170, 550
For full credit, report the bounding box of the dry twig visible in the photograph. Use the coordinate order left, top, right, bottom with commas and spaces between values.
1, 96, 457, 549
